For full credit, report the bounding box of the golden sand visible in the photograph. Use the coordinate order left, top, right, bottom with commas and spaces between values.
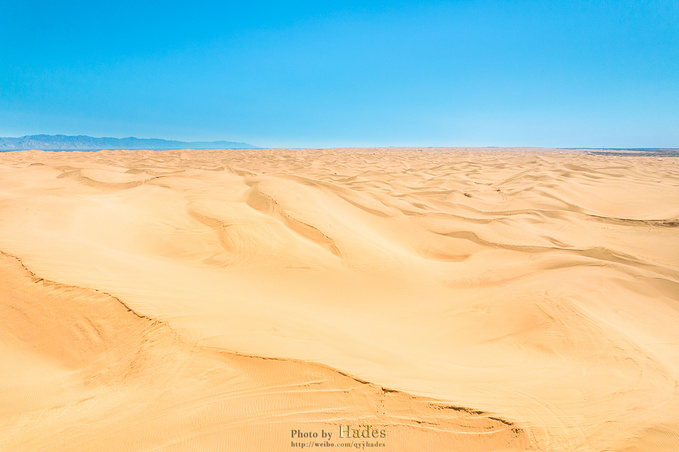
1, 148, 677, 451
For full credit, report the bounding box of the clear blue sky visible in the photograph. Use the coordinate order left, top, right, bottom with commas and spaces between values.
1, 0, 677, 148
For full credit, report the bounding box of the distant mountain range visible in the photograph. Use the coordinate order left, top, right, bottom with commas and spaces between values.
0, 135, 258, 151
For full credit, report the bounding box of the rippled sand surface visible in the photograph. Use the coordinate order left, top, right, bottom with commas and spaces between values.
1, 148, 678, 451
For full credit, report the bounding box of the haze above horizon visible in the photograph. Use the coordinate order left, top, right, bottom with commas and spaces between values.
1, 1, 677, 148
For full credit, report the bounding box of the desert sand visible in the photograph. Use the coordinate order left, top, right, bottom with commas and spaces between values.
0, 147, 678, 451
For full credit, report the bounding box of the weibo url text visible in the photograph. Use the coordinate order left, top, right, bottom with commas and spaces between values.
290, 425, 387, 449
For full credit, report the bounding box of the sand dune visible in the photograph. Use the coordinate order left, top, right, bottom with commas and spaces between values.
1, 148, 678, 451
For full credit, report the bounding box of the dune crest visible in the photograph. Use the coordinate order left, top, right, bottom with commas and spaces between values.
0, 250, 529, 451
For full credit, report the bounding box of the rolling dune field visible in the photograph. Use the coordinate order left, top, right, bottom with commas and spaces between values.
1, 148, 678, 451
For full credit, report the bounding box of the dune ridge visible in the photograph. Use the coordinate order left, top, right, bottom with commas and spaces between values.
0, 250, 529, 451
1, 147, 678, 451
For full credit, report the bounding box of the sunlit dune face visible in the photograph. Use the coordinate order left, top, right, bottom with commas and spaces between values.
1, 148, 678, 451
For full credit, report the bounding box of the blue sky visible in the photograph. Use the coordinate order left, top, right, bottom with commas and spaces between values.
1, 0, 677, 148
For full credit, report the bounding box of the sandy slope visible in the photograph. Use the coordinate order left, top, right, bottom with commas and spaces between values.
0, 147, 678, 451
